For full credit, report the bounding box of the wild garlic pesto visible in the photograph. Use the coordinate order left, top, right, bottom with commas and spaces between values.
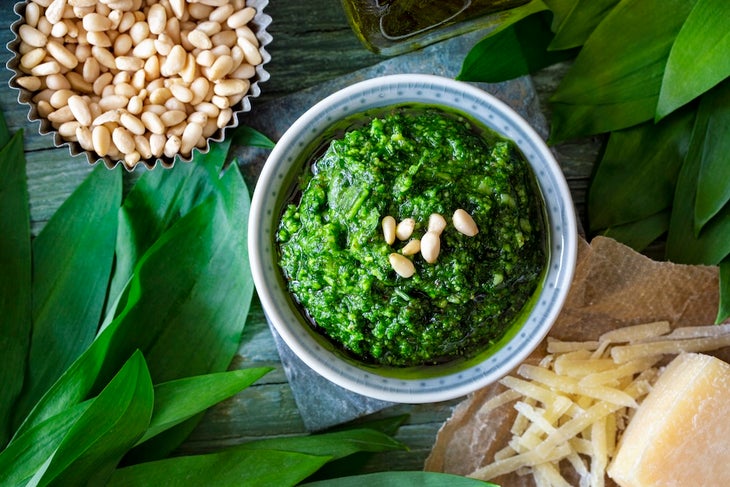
277, 107, 546, 367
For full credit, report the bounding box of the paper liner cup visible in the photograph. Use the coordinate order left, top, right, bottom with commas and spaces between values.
6, 0, 272, 170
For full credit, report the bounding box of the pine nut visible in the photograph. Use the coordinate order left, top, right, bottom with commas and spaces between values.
396, 218, 415, 241
208, 55, 233, 81
132, 38, 157, 59
19, 24, 47, 47
92, 109, 121, 126
134, 134, 152, 159
25, 1, 42, 27
227, 6, 255, 29
82, 13, 112, 32
209, 4, 233, 22
213, 78, 246, 97
67, 95, 92, 126
44, 0, 66, 24
180, 121, 203, 155
147, 4, 167, 35
168, 83, 192, 103
401, 239, 421, 256
420, 231, 441, 264
115, 56, 144, 72
16, 76, 42, 91
149, 133, 165, 157
31, 61, 61, 77
237, 36, 262, 65
82, 57, 100, 83
163, 134, 181, 158
76, 126, 94, 151
382, 216, 396, 245
19, 48, 46, 71
113, 33, 133, 57
120, 112, 145, 135
453, 209, 479, 237
428, 213, 447, 235
49, 89, 73, 108
112, 126, 135, 154
188, 29, 212, 50
99, 94, 129, 111
140, 111, 165, 134
162, 45, 187, 75
169, 0, 185, 19
216, 107, 232, 128
46, 73, 71, 90
66, 72, 93, 94
160, 110, 187, 127
58, 120, 81, 138
389, 253, 415, 279
47, 105, 74, 124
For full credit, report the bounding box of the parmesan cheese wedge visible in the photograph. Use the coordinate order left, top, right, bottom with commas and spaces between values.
607, 353, 730, 486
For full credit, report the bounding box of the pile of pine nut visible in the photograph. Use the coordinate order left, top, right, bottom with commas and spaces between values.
13, 0, 264, 168
384, 209, 479, 278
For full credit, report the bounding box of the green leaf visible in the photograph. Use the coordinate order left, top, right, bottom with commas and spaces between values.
107, 139, 231, 318
107, 449, 331, 487
458, 11, 577, 83
302, 471, 496, 486
599, 210, 670, 253
548, 0, 621, 50
549, 0, 697, 141
657, 0, 730, 119
13, 167, 251, 440
239, 428, 407, 460
98, 164, 252, 387
0, 129, 30, 448
13, 164, 121, 426
541, 0, 579, 31
692, 81, 730, 234
232, 125, 276, 149
138, 367, 271, 445
0, 400, 91, 485
717, 259, 730, 324
456, 0, 548, 81
666, 84, 730, 264
35, 350, 153, 486
588, 107, 695, 231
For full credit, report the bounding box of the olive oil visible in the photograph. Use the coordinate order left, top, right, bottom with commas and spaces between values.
341, 0, 529, 55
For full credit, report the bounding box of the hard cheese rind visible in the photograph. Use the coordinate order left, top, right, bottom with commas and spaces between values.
607, 352, 730, 486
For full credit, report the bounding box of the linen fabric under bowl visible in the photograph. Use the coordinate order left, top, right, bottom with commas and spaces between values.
249, 74, 577, 403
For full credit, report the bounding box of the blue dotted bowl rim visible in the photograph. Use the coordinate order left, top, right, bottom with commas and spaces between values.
249, 74, 577, 403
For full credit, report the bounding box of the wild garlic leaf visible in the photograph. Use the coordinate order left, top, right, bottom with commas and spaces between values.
548, 0, 621, 50
692, 81, 730, 235
15, 166, 252, 447
96, 164, 252, 387
549, 97, 659, 143
717, 260, 730, 323
107, 449, 331, 487
13, 164, 121, 427
0, 401, 91, 485
600, 211, 671, 253
301, 471, 497, 486
657, 0, 730, 119
541, 0, 579, 32
549, 0, 697, 141
457, 0, 549, 81
136, 367, 272, 445
0, 128, 30, 448
458, 11, 577, 83
588, 107, 695, 232
106, 139, 231, 319
238, 427, 407, 460
666, 84, 730, 265
232, 125, 276, 149
34, 350, 153, 486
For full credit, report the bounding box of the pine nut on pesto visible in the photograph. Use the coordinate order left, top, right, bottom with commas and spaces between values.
276, 106, 547, 367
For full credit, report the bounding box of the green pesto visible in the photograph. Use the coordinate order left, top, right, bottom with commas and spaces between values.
277, 107, 546, 367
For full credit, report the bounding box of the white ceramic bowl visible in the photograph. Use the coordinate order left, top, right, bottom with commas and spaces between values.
249, 74, 577, 403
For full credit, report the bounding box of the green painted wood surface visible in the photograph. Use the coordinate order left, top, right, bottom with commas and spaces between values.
0, 0, 600, 474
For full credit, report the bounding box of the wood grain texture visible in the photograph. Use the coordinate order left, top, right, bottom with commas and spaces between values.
0, 0, 600, 474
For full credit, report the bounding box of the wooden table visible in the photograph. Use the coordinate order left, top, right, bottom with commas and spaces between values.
0, 0, 600, 474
